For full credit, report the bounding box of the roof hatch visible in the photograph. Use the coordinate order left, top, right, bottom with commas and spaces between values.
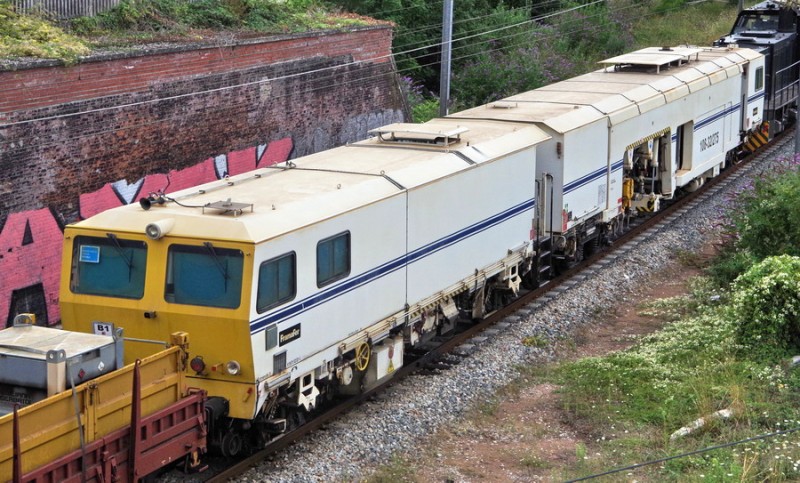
369, 123, 468, 147
599, 46, 702, 73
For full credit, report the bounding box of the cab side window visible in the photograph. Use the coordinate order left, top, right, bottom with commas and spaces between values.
257, 252, 296, 313
755, 66, 764, 91
317, 232, 350, 287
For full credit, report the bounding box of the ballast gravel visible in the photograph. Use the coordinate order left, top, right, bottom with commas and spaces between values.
230, 143, 797, 482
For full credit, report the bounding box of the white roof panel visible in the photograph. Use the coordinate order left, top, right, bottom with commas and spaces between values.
449, 46, 760, 133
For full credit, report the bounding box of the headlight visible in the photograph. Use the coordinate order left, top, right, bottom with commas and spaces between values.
225, 360, 241, 375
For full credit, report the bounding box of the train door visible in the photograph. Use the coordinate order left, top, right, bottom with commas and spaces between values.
676, 121, 693, 173
657, 132, 672, 196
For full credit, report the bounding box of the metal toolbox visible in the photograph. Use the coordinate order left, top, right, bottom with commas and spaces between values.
0, 322, 123, 411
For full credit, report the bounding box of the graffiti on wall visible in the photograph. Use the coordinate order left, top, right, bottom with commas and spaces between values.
1, 137, 293, 327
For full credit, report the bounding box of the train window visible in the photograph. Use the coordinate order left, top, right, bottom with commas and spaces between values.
165, 243, 243, 308
733, 13, 779, 33
257, 252, 296, 313
316, 231, 350, 287
755, 66, 764, 91
70, 235, 147, 299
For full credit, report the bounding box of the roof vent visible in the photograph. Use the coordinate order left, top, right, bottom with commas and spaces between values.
369, 123, 468, 147
202, 198, 253, 217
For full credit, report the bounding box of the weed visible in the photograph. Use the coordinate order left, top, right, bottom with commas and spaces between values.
674, 248, 708, 268
522, 334, 549, 348
367, 454, 418, 483
520, 453, 548, 469
66, 0, 372, 46
477, 398, 500, 417
575, 442, 587, 464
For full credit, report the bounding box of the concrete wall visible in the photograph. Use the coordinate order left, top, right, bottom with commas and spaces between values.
0, 26, 406, 326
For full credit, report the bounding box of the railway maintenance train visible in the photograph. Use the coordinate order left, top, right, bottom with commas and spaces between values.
0, 42, 772, 480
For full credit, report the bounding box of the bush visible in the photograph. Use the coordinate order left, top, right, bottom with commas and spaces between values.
732, 255, 800, 360
737, 165, 800, 260
709, 157, 800, 285
412, 98, 440, 123
452, 29, 578, 108
551, 0, 630, 62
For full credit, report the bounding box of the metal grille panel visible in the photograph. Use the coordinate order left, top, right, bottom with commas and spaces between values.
14, 0, 127, 19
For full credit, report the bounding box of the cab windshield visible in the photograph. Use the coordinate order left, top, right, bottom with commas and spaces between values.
70, 235, 147, 298
733, 13, 779, 33
165, 243, 243, 308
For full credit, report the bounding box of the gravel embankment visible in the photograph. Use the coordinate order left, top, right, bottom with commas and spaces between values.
234, 142, 796, 482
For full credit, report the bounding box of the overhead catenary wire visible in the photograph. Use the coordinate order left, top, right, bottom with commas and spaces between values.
394, 0, 605, 53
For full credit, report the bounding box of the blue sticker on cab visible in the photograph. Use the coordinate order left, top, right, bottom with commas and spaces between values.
80, 245, 100, 263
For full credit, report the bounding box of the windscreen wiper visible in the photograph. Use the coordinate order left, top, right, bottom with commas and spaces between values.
106, 233, 134, 281
203, 242, 229, 289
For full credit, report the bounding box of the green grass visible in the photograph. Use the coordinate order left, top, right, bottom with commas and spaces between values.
553, 277, 800, 482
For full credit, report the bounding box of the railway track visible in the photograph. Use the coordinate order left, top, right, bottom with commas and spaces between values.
183, 131, 792, 483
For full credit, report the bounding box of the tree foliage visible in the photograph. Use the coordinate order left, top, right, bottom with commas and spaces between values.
326, 0, 637, 110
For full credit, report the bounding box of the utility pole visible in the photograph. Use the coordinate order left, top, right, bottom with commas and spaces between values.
439, 0, 453, 117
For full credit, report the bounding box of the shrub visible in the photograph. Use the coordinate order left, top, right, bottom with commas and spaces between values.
452, 29, 577, 108
737, 165, 800, 260
399, 75, 440, 122
732, 255, 800, 360
709, 157, 800, 285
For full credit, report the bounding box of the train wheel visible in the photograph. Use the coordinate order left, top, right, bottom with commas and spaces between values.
355, 342, 371, 371
221, 429, 243, 458
583, 236, 599, 258
288, 409, 307, 430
